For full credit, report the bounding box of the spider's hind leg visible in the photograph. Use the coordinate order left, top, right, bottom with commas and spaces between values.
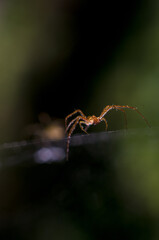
66, 116, 87, 160
65, 109, 86, 129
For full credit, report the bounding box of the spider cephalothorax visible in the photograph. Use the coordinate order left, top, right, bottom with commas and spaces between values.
87, 115, 101, 125
65, 105, 150, 160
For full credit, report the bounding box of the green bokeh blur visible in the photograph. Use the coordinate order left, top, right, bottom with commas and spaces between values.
88, 1, 158, 129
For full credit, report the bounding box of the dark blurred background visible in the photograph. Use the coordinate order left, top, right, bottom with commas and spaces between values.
0, 0, 154, 141
0, 0, 159, 239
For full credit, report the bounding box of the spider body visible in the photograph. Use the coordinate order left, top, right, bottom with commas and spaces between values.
65, 105, 150, 160
85, 115, 100, 125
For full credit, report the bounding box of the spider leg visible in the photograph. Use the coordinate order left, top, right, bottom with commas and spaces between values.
84, 125, 90, 132
100, 105, 150, 128
99, 105, 112, 119
116, 108, 127, 129
65, 116, 79, 133
101, 117, 108, 130
66, 116, 88, 160
65, 109, 86, 129
79, 121, 89, 134
100, 106, 127, 129
113, 105, 151, 128
120, 106, 151, 128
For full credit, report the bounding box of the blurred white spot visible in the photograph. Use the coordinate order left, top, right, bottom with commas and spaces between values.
34, 147, 65, 163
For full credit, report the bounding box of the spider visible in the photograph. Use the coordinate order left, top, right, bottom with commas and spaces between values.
65, 105, 150, 160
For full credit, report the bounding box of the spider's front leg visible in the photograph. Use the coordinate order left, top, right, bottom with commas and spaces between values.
99, 105, 112, 118
100, 105, 150, 128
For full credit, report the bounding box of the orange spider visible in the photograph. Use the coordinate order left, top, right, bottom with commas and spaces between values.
65, 105, 150, 160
